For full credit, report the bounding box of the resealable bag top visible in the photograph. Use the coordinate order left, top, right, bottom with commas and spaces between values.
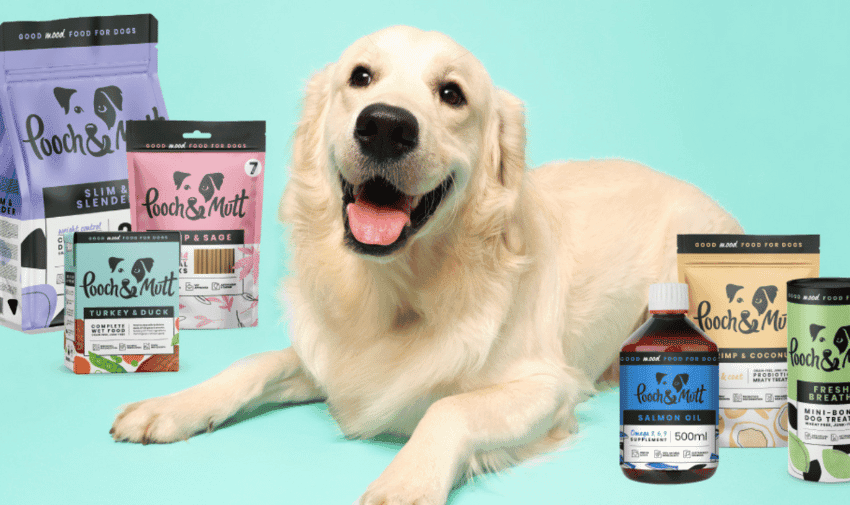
0, 14, 167, 331
678, 234, 820, 448
126, 120, 265, 329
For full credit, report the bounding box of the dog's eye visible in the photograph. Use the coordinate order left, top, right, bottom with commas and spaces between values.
439, 82, 466, 107
74, 106, 83, 113
349, 66, 372, 88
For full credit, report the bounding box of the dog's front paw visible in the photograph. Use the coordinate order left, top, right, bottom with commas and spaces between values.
359, 467, 448, 505
110, 391, 222, 444
359, 485, 443, 505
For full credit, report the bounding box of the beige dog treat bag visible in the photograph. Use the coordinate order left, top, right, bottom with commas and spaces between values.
677, 235, 819, 448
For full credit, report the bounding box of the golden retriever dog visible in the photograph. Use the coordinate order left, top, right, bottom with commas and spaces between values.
110, 26, 742, 504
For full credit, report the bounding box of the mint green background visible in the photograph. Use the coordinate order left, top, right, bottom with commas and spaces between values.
2, 1, 849, 503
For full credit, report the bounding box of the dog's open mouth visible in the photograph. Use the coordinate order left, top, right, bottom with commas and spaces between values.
341, 174, 453, 256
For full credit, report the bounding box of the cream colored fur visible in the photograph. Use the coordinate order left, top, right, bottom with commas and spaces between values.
110, 26, 743, 505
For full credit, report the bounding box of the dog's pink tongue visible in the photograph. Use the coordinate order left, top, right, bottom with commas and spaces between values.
347, 197, 411, 246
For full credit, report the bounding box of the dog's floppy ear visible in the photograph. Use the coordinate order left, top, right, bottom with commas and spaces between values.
656, 372, 666, 384
173, 171, 191, 189
833, 325, 850, 355
758, 285, 778, 304
473, 89, 526, 253
96, 85, 123, 111
139, 258, 154, 272
94, 86, 123, 129
281, 64, 334, 224
835, 326, 850, 355
108, 257, 123, 272
810, 324, 825, 341
205, 173, 224, 191
493, 89, 526, 194
678, 374, 689, 385
726, 284, 743, 302
54, 87, 77, 114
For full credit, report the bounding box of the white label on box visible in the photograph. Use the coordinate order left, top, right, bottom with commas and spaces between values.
84, 316, 173, 356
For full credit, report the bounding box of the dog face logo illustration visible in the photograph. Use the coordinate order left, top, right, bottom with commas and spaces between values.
656, 372, 689, 394
109, 257, 155, 284
722, 283, 780, 333
173, 171, 225, 203
726, 284, 778, 316
809, 323, 850, 368
54, 85, 124, 134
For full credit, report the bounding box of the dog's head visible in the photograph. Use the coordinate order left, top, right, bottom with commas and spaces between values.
173, 171, 225, 204
726, 283, 778, 318
109, 257, 154, 285
656, 372, 689, 395
54, 85, 124, 136
810, 323, 850, 367
283, 26, 525, 259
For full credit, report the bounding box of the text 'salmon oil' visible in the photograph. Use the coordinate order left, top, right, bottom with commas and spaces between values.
620, 283, 719, 483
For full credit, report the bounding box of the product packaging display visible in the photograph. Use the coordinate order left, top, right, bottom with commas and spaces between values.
0, 14, 167, 332
787, 278, 850, 483
620, 283, 719, 483
126, 120, 265, 329
678, 235, 820, 448
64, 231, 180, 374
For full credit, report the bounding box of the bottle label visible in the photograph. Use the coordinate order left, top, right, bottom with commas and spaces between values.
620, 351, 719, 470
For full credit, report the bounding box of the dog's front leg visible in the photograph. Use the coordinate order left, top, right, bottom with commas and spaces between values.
110, 347, 323, 443
359, 366, 588, 505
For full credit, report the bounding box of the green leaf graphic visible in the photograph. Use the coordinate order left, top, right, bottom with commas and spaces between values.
172, 333, 179, 346
789, 433, 809, 473
89, 352, 127, 373
823, 449, 850, 479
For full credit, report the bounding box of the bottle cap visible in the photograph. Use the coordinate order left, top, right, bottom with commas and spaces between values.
648, 283, 689, 313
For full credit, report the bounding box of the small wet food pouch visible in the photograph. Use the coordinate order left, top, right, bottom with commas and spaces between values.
126, 120, 265, 329
64, 231, 180, 374
677, 235, 820, 448
0, 14, 167, 331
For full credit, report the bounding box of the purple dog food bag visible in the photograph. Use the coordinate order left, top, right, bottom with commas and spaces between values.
0, 15, 167, 331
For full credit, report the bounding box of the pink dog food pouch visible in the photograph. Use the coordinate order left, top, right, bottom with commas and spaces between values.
0, 15, 167, 331
126, 121, 265, 329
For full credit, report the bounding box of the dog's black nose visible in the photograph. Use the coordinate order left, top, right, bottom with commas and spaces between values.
355, 103, 419, 160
